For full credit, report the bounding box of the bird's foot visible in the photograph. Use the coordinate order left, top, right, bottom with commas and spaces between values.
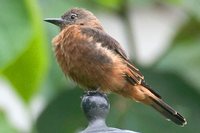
83, 87, 107, 98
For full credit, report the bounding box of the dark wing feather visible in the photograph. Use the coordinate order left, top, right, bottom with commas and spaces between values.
81, 27, 127, 59
81, 27, 160, 97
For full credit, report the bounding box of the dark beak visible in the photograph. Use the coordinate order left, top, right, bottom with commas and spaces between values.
44, 18, 65, 27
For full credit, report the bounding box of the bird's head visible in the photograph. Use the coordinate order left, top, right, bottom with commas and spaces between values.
44, 8, 103, 30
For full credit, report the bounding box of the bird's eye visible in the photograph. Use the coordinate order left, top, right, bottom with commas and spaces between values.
70, 13, 78, 19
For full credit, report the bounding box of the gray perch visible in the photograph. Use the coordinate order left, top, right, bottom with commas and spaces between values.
79, 91, 138, 133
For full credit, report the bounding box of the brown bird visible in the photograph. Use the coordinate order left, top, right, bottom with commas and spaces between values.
44, 8, 187, 126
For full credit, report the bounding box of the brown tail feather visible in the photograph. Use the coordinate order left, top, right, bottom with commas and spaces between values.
127, 85, 187, 126
149, 96, 187, 126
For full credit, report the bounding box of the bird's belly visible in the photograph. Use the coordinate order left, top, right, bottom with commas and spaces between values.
55, 42, 127, 92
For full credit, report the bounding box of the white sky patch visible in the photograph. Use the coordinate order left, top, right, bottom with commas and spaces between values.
0, 78, 31, 132
29, 93, 46, 122
130, 5, 187, 66
0, 78, 47, 132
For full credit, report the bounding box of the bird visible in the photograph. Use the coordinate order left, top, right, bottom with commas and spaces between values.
44, 8, 187, 126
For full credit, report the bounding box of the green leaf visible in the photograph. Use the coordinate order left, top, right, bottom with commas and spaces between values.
0, 111, 18, 133
0, 0, 33, 70
36, 89, 86, 133
3, 37, 47, 101
1, 0, 48, 102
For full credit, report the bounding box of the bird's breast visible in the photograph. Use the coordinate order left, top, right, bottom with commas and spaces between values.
52, 26, 127, 91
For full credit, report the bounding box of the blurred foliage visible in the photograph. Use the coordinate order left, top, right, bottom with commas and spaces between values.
0, 0, 32, 70
0, 112, 18, 133
156, 17, 200, 92
0, 0, 48, 102
0, 0, 200, 133
36, 89, 85, 133
92, 0, 124, 11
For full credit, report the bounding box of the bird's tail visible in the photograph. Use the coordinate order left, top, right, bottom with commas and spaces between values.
150, 96, 187, 126
126, 85, 187, 126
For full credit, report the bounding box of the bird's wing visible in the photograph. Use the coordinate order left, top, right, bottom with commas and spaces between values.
81, 27, 143, 82
81, 27, 161, 98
